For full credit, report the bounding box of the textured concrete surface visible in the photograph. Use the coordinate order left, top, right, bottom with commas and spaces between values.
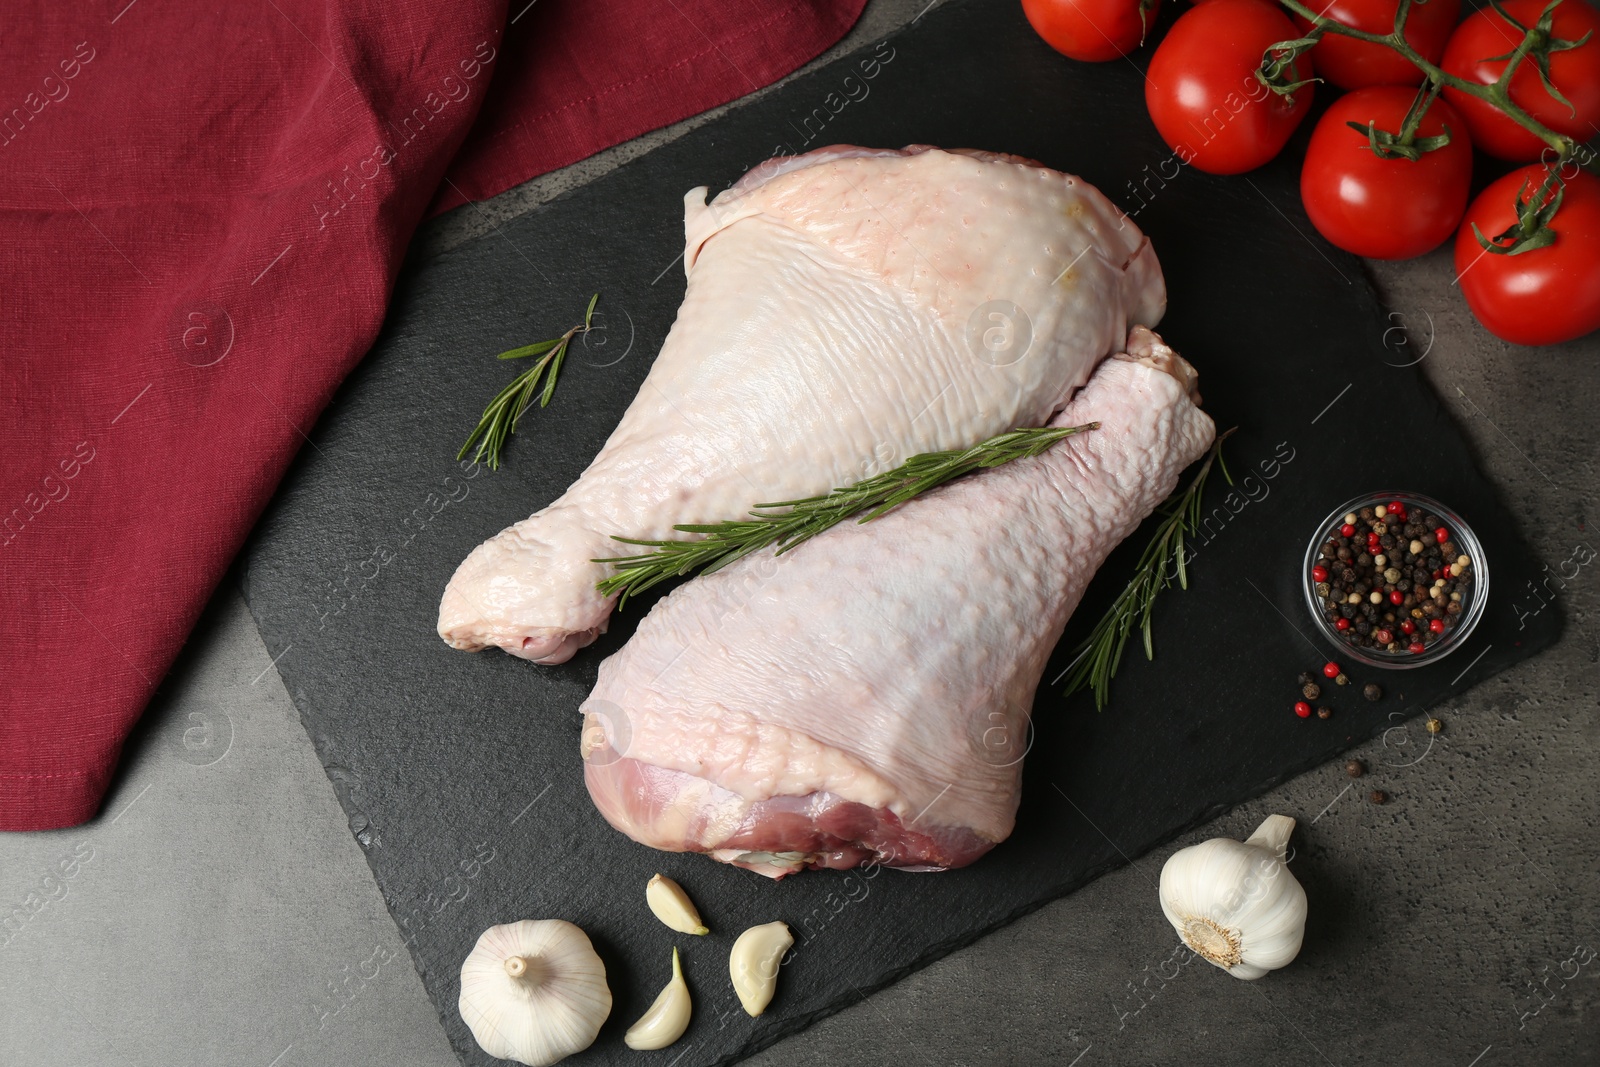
4, 1, 1598, 1065
0, 586, 457, 1067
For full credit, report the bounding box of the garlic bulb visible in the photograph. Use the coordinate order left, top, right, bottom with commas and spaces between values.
646, 873, 709, 935
625, 946, 692, 1050
458, 920, 612, 1066
1158, 814, 1307, 980
730, 921, 793, 1016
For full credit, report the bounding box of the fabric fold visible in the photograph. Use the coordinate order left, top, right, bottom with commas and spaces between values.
0, 0, 864, 831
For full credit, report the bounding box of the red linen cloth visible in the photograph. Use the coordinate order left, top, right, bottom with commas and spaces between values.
436, 0, 868, 212
0, 0, 864, 831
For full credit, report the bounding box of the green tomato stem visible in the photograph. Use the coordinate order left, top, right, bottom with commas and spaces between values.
1271, 0, 1580, 161
1397, 79, 1444, 147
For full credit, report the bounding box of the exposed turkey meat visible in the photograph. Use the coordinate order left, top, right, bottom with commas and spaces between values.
581, 330, 1215, 877
438, 144, 1164, 664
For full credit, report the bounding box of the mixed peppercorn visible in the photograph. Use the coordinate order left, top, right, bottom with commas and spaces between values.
1294, 662, 1363, 720
1312, 499, 1474, 656
1292, 665, 1447, 805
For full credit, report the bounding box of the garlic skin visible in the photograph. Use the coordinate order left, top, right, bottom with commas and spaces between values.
624, 946, 692, 1050
730, 921, 793, 1016
1158, 814, 1307, 980
646, 873, 709, 935
458, 920, 612, 1066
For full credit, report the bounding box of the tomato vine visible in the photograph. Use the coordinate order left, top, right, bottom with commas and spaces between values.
1263, 0, 1595, 251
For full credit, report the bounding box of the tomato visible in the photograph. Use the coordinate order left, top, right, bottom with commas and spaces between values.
1301, 86, 1474, 258
1454, 166, 1600, 345
1022, 0, 1162, 61
1441, 0, 1600, 161
1145, 0, 1315, 174
1293, 0, 1462, 89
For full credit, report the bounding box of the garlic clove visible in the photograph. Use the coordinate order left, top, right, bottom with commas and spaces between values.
729, 921, 793, 1017
1243, 813, 1295, 860
458, 919, 612, 1067
624, 946, 692, 1050
1158, 814, 1308, 981
646, 873, 709, 935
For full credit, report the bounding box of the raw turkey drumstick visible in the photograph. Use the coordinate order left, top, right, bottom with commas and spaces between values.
439, 144, 1164, 664
581, 328, 1215, 878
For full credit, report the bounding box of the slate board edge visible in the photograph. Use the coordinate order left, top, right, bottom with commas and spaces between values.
267, 625, 1562, 1067
250, 600, 1564, 1067
620, 650, 1535, 1067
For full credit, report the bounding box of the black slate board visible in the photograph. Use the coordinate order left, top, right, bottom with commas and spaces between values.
241, 2, 1561, 1064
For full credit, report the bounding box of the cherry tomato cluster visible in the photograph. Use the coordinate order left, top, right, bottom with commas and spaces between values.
1022, 0, 1600, 346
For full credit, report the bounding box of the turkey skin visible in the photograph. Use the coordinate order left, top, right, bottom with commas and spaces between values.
439, 144, 1163, 664
582, 329, 1215, 878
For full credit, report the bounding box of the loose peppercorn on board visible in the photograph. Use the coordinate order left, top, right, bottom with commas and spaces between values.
239, 2, 1561, 1064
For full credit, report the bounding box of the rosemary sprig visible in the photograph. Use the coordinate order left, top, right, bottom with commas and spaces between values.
594, 422, 1100, 607
458, 293, 600, 470
1060, 426, 1237, 709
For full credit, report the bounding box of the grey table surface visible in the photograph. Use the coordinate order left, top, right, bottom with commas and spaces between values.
4, 3, 1598, 1064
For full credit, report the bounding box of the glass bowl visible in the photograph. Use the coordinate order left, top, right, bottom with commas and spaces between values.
1301, 492, 1489, 670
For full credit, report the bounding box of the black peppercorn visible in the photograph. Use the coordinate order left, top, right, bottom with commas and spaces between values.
1345, 759, 1364, 777
1363, 683, 1382, 702
1369, 790, 1387, 804
1316, 706, 1332, 720
1297, 671, 1315, 687
1302, 682, 1321, 700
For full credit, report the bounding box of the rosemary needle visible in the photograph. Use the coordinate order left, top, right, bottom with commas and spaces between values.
1059, 426, 1237, 710
594, 422, 1100, 608
458, 292, 600, 470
